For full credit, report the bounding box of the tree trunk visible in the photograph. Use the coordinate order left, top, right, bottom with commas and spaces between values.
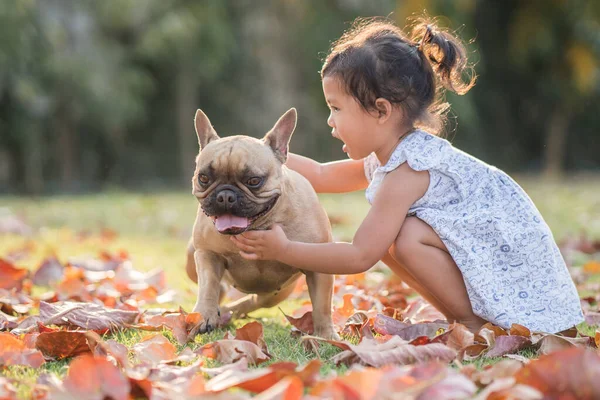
543, 106, 569, 179
56, 105, 79, 191
22, 128, 44, 195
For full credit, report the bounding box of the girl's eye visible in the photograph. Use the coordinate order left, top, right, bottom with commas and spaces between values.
247, 177, 263, 187
199, 174, 210, 185
331, 106, 340, 112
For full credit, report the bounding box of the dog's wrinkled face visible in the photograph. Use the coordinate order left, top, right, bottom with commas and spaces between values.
192, 108, 297, 235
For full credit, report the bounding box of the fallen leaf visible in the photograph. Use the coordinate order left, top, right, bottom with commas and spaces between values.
234, 321, 268, 353
534, 333, 593, 355
515, 347, 600, 399
40, 301, 140, 331
58, 355, 131, 400
252, 376, 303, 400
0, 259, 28, 290
472, 377, 542, 400
132, 334, 178, 364
470, 359, 525, 385
372, 314, 410, 336
198, 339, 270, 365
329, 335, 457, 367
485, 335, 532, 358
0, 332, 45, 368
283, 310, 314, 335
32, 257, 64, 286
35, 331, 91, 360
431, 323, 474, 351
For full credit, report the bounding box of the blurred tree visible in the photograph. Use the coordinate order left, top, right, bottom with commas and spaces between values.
0, 0, 598, 194
397, 0, 600, 177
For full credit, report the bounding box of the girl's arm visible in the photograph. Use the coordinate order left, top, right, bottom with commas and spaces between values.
232, 163, 429, 274
286, 153, 368, 193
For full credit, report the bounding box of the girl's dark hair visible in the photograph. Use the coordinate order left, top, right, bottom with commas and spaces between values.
321, 17, 476, 134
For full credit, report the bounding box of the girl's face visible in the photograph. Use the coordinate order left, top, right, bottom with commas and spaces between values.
322, 76, 379, 160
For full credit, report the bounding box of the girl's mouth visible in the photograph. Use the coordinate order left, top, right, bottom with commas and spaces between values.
342, 144, 348, 153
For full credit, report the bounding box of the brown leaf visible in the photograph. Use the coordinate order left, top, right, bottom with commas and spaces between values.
58, 355, 130, 400
234, 321, 268, 353
431, 323, 474, 351
393, 322, 450, 342
0, 310, 18, 331
471, 377, 542, 400
515, 347, 600, 399
252, 376, 303, 400
509, 323, 531, 337
470, 359, 525, 386
206, 366, 291, 393
283, 310, 314, 334
585, 311, 600, 325
413, 368, 477, 399
332, 293, 356, 327
0, 332, 45, 368
535, 333, 594, 355
84, 331, 130, 369
198, 339, 270, 365
372, 314, 410, 336
457, 343, 488, 361
132, 334, 178, 364
0, 376, 18, 399
402, 299, 446, 323
35, 331, 92, 360
201, 357, 249, 378
309, 367, 381, 399
330, 335, 456, 367
204, 360, 319, 394
32, 257, 64, 286
0, 259, 28, 290
141, 312, 191, 345
40, 301, 140, 331
485, 335, 532, 358
341, 311, 369, 338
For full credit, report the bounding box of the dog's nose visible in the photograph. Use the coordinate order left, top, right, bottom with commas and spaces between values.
216, 189, 237, 206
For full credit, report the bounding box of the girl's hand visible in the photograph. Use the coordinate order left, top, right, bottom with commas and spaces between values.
230, 224, 290, 261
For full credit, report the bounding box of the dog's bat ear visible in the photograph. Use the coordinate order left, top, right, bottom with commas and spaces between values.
194, 109, 220, 150
263, 108, 297, 163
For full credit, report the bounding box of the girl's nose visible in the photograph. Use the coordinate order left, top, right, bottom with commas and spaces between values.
327, 113, 334, 128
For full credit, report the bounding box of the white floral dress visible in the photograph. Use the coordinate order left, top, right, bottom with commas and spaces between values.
364, 129, 583, 333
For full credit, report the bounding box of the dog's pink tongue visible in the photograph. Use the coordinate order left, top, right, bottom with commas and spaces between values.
215, 214, 250, 232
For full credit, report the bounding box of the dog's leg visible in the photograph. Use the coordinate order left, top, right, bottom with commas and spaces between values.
221, 283, 296, 318
185, 238, 197, 282
192, 249, 226, 334
305, 272, 339, 340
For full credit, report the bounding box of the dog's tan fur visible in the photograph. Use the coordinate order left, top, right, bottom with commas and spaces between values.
185, 108, 337, 339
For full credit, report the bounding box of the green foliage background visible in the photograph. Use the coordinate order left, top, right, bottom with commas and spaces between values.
0, 0, 598, 194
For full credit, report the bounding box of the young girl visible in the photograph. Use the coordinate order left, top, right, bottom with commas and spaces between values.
231, 17, 584, 334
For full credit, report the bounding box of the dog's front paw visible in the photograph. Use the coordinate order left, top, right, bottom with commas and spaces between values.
313, 324, 340, 341
191, 305, 221, 335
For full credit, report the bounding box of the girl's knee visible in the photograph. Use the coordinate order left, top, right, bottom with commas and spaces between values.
393, 217, 423, 261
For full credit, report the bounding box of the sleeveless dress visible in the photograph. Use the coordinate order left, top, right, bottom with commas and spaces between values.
364, 129, 584, 333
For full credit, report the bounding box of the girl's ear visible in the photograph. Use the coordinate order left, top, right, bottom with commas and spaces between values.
374, 98, 393, 124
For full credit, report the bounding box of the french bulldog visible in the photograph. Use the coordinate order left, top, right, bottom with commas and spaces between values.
185, 108, 338, 339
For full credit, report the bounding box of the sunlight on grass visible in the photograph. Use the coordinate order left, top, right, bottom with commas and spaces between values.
1, 174, 599, 398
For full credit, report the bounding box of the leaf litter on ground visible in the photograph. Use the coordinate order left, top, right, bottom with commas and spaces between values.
0, 225, 600, 399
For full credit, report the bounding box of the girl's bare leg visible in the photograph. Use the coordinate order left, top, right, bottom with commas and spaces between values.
386, 217, 488, 333
380, 252, 458, 322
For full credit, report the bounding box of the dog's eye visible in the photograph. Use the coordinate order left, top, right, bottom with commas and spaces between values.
199, 174, 210, 185
246, 177, 263, 187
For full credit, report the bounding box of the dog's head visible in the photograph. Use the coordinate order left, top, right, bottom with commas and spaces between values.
192, 108, 297, 235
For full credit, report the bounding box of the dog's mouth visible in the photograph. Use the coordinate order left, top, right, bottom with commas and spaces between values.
204, 195, 280, 235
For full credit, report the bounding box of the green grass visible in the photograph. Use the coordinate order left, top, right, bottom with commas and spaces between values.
1, 174, 599, 397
